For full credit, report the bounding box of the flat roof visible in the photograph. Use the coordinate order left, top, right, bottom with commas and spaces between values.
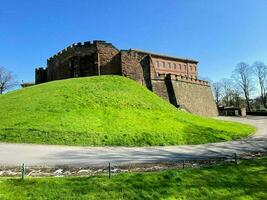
130, 49, 198, 63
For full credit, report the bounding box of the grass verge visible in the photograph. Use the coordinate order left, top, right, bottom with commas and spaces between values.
0, 157, 266, 199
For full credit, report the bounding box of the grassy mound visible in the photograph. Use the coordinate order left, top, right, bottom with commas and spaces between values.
1, 158, 266, 199
0, 75, 255, 146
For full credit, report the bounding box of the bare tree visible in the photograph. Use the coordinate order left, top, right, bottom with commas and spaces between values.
228, 88, 245, 108
212, 82, 222, 107
232, 62, 254, 112
253, 61, 267, 108
0, 66, 17, 94
220, 78, 233, 107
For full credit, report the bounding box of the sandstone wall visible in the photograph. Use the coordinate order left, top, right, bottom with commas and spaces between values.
45, 41, 121, 82
120, 50, 145, 85
151, 79, 170, 101
150, 78, 218, 116
47, 42, 96, 81
171, 80, 218, 116
96, 42, 121, 75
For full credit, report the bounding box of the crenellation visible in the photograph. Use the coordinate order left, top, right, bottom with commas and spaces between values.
84, 41, 90, 45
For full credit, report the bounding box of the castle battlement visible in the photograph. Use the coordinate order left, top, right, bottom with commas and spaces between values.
35, 67, 47, 71
47, 40, 118, 62
156, 73, 209, 86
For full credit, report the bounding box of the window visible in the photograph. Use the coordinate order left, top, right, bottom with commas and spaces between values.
159, 61, 165, 68
173, 63, 177, 69
184, 65, 187, 70
168, 62, 171, 68
179, 64, 182, 70
155, 61, 159, 67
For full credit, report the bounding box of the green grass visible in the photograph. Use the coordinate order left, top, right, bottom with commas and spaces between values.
0, 75, 255, 146
0, 157, 266, 200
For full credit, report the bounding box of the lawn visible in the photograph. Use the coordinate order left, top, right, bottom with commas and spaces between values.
0, 157, 266, 199
0, 75, 255, 146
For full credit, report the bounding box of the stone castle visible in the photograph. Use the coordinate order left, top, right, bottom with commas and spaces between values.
35, 40, 218, 116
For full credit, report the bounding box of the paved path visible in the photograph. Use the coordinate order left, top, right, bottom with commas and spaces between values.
0, 116, 266, 168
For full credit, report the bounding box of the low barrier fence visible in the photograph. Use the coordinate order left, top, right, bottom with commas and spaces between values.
0, 152, 265, 179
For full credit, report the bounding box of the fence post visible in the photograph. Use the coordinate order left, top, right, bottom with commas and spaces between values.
234, 153, 237, 165
108, 162, 111, 179
21, 163, 26, 180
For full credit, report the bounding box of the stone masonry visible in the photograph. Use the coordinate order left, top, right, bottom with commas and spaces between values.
35, 40, 218, 116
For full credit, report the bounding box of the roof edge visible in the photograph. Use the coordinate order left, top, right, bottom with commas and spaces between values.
130, 48, 198, 63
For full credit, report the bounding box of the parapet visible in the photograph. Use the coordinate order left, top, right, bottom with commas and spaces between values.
47, 40, 119, 62
47, 41, 94, 62
36, 67, 46, 70
156, 73, 210, 86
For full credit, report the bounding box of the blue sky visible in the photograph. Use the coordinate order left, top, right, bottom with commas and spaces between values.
0, 0, 267, 83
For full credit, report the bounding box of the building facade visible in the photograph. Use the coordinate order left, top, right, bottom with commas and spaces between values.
36, 40, 218, 116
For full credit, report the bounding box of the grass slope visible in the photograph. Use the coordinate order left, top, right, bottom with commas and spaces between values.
0, 158, 266, 199
0, 75, 255, 146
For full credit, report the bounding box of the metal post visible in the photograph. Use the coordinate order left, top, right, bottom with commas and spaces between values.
234, 153, 237, 165
22, 163, 26, 180
108, 162, 111, 179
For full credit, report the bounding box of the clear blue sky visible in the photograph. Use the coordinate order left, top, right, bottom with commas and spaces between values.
1, 0, 267, 83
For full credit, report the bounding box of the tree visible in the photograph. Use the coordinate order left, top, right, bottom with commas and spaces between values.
0, 66, 17, 94
220, 78, 233, 107
232, 62, 254, 112
228, 88, 245, 108
212, 82, 222, 107
252, 61, 267, 108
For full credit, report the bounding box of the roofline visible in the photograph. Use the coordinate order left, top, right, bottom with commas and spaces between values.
129, 49, 198, 63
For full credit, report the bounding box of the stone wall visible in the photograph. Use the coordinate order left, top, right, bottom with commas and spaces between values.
43, 41, 122, 82
47, 42, 97, 81
151, 79, 170, 102
96, 42, 121, 75
120, 50, 145, 85
171, 80, 218, 116
35, 67, 47, 84
150, 77, 218, 116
